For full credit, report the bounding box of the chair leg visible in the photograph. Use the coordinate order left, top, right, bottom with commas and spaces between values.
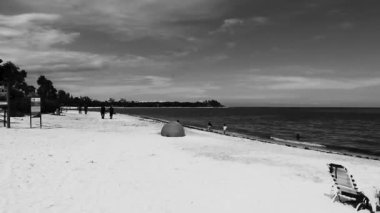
332, 194, 338, 202
356, 201, 374, 213
375, 189, 380, 212
356, 203, 364, 211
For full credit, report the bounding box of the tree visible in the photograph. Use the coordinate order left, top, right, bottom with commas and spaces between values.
15, 82, 36, 97
108, 98, 115, 104
57, 90, 71, 105
204, 99, 223, 107
0, 61, 28, 127
37, 75, 57, 100
0, 61, 27, 87
80, 96, 92, 106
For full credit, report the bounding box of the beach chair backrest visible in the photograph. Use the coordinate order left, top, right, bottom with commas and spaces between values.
328, 163, 359, 196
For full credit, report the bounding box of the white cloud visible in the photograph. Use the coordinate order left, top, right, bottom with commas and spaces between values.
312, 35, 327, 40
226, 42, 236, 48
0, 13, 168, 75
13, 0, 222, 39
205, 54, 229, 63
241, 75, 380, 90
7, 49, 114, 72
209, 18, 244, 34
140, 76, 172, 88
250, 16, 269, 25
221, 18, 244, 29
163, 48, 197, 58
0, 13, 60, 26
339, 22, 355, 30
75, 75, 220, 99
212, 16, 269, 34
0, 12, 175, 99
248, 65, 336, 76
0, 13, 78, 50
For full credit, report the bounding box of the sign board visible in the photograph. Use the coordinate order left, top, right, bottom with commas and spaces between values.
31, 97, 41, 115
0, 85, 7, 106
0, 85, 6, 95
30, 97, 42, 128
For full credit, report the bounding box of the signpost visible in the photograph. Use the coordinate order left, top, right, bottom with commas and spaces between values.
0, 85, 7, 127
0, 85, 6, 105
0, 108, 4, 127
30, 97, 42, 128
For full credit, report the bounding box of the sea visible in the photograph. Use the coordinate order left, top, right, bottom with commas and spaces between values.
115, 107, 380, 157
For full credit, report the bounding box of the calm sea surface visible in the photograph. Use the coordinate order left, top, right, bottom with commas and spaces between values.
116, 107, 380, 157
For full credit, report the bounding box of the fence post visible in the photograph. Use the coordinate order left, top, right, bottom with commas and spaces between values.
6, 83, 10, 128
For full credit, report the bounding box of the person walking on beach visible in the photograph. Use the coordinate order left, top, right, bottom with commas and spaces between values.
223, 123, 227, 135
84, 105, 88, 115
109, 106, 114, 119
296, 133, 301, 141
100, 105, 106, 119
207, 121, 213, 131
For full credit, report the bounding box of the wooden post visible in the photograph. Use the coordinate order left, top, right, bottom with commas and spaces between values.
0, 83, 5, 127
30, 109, 32, 128
3, 107, 5, 127
39, 98, 42, 128
6, 83, 10, 128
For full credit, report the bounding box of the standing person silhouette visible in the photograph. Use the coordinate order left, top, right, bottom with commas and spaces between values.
109, 106, 114, 119
207, 121, 213, 131
223, 123, 227, 135
84, 105, 88, 114
100, 105, 106, 119
296, 133, 301, 141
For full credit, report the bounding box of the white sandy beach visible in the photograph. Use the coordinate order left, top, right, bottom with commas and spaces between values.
0, 111, 379, 213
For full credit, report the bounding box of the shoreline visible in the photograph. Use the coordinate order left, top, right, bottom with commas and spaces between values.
64, 106, 380, 160
132, 114, 380, 162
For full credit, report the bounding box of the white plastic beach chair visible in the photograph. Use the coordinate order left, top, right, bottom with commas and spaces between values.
328, 163, 373, 212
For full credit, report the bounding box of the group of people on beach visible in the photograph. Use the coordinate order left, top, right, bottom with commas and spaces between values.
100, 105, 114, 119
78, 105, 88, 114
207, 121, 228, 135
77, 105, 115, 119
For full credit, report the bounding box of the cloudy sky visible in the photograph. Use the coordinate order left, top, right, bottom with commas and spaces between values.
1, 0, 380, 106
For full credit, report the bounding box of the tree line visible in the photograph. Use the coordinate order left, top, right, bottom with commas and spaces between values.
0, 59, 223, 115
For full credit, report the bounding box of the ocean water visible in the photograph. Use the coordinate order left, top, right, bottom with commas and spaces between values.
116, 107, 380, 157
